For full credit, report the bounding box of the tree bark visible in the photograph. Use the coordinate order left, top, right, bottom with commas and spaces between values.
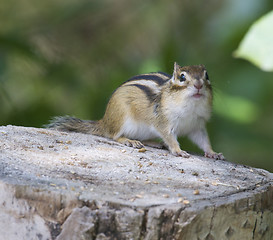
0, 125, 272, 240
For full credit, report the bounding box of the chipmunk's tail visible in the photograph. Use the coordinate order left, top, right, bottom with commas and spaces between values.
46, 116, 102, 135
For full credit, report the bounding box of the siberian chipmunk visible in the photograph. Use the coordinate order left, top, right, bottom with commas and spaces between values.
47, 62, 225, 160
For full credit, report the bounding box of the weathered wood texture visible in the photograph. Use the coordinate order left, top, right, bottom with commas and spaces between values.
0, 125, 272, 240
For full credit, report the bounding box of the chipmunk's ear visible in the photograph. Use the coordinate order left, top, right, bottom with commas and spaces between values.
174, 62, 180, 73
171, 62, 181, 82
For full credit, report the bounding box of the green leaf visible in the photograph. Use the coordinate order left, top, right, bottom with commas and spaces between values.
234, 10, 273, 71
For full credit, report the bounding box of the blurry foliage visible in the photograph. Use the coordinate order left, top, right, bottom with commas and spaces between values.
0, 0, 273, 171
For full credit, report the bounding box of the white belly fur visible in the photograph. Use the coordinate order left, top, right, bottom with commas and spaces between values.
119, 118, 160, 141
168, 98, 211, 136
117, 99, 210, 140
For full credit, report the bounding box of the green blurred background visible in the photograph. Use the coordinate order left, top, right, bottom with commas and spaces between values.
1, 0, 272, 172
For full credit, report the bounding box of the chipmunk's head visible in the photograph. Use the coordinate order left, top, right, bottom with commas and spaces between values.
170, 62, 212, 102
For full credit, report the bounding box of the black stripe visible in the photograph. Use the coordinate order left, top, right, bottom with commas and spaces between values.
157, 72, 172, 79
128, 84, 158, 103
124, 74, 169, 86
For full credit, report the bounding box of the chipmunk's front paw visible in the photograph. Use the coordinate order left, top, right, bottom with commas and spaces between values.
205, 152, 225, 160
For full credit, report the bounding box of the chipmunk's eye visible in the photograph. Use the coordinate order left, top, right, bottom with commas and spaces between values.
180, 73, 186, 82
205, 72, 209, 81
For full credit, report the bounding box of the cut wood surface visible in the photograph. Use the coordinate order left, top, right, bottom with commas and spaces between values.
0, 125, 272, 240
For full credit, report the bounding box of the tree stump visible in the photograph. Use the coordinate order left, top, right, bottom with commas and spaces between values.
0, 125, 272, 240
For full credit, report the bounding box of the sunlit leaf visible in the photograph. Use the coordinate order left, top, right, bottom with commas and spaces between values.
234, 10, 273, 71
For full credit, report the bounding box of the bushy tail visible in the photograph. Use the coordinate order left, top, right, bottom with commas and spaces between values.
46, 116, 101, 135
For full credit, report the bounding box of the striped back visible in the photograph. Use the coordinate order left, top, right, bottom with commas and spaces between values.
120, 72, 171, 103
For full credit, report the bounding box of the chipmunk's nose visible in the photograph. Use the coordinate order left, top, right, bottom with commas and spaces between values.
194, 81, 203, 90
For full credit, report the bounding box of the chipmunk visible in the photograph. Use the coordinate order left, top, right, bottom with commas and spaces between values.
47, 62, 225, 160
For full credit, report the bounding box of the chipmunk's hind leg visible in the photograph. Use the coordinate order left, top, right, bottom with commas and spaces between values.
115, 137, 144, 149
